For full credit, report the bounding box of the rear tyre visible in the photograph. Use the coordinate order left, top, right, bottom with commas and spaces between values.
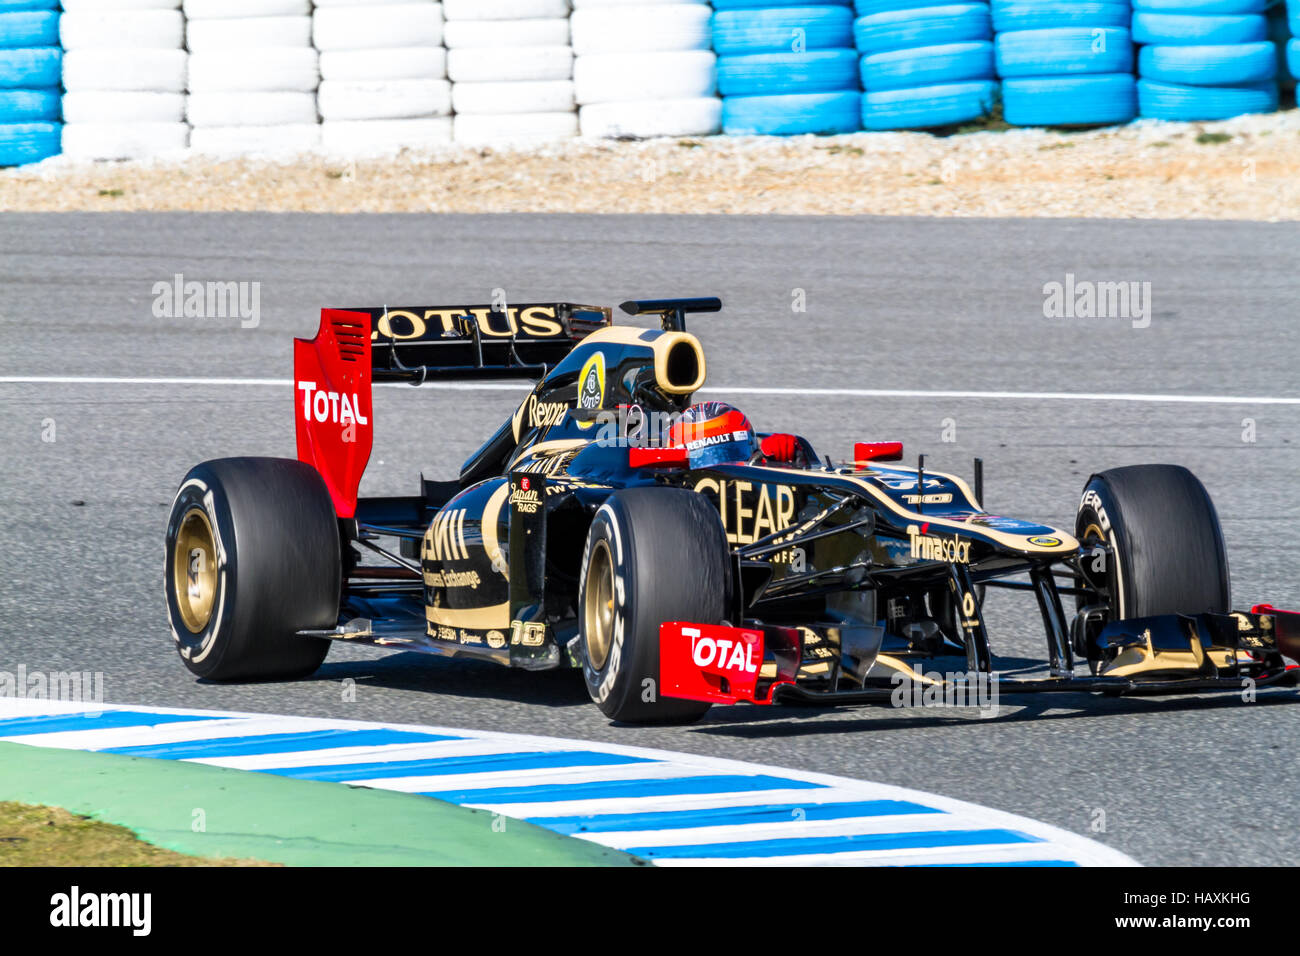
579, 487, 729, 723
165, 457, 338, 681
1074, 464, 1231, 671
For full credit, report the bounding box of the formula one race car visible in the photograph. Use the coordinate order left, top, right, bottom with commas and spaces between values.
165, 297, 1300, 722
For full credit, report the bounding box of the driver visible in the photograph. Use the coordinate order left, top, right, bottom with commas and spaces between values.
666, 401, 802, 467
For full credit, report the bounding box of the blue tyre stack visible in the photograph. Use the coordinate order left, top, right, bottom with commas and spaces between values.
0, 0, 61, 167
993, 1, 1137, 126
714, 1, 862, 135
1133, 0, 1277, 120
855, 0, 998, 130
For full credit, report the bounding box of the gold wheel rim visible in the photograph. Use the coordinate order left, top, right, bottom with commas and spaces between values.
173, 507, 218, 633
583, 539, 616, 671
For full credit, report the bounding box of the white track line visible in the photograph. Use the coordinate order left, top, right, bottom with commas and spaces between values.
2, 375, 1298, 405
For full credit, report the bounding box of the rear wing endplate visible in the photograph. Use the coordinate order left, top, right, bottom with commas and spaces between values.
294, 309, 374, 518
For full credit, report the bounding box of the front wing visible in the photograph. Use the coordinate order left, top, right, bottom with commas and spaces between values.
659, 606, 1300, 707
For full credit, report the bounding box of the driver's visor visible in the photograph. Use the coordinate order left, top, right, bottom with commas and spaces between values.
681, 431, 758, 467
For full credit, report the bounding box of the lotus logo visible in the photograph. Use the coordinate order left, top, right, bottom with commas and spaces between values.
575, 352, 606, 431
578, 353, 605, 410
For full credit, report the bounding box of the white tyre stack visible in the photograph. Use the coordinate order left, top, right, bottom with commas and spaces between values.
59, 0, 189, 160
571, 0, 720, 138
313, 0, 451, 155
444, 0, 577, 146
184, 0, 320, 156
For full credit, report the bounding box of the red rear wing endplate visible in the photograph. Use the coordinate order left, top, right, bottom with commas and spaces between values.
294, 309, 374, 518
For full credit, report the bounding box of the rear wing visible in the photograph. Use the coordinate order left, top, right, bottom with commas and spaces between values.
295, 302, 611, 517
349, 303, 613, 384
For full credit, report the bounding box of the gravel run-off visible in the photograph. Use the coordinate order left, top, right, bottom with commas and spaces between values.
2, 110, 1297, 220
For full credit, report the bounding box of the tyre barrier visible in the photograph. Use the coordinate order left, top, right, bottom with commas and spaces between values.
718, 49, 859, 96
716, 4, 860, 135
858, 4, 994, 129
860, 40, 994, 90
59, 1, 187, 162
713, 4, 855, 53
994, 20, 1137, 127
186, 0, 321, 157
0, 3, 59, 165
574, 0, 720, 139
991, 0, 1130, 32
314, 0, 451, 155
715, 0, 851, 9
0, 118, 59, 165
1003, 73, 1136, 124
1129, 0, 1264, 11
1132, 0, 1278, 121
995, 26, 1134, 76
1136, 76, 1277, 118
1138, 40, 1275, 85
1132, 9, 1268, 43
854, 2, 992, 53
447, 0, 577, 145
0, 8, 57, 48
862, 78, 995, 128
723, 88, 859, 133
853, 0, 965, 13
0, 0, 1294, 166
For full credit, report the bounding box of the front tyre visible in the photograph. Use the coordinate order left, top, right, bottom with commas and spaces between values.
579, 487, 730, 724
1075, 463, 1231, 671
165, 457, 338, 681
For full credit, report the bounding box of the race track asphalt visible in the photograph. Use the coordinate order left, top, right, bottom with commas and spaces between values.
2, 213, 1298, 866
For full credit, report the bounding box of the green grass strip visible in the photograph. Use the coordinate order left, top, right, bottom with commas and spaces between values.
0, 742, 640, 867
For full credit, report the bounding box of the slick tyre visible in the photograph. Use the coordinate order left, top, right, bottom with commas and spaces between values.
579, 488, 729, 723
1074, 464, 1230, 667
165, 457, 338, 682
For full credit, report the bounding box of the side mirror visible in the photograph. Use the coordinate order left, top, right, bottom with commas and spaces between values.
853, 442, 904, 469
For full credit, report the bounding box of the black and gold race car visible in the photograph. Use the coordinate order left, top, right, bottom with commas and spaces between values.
164, 297, 1300, 723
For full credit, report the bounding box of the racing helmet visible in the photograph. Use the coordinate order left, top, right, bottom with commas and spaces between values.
667, 402, 758, 468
